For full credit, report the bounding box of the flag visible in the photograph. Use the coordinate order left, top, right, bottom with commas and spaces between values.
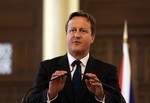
119, 20, 135, 103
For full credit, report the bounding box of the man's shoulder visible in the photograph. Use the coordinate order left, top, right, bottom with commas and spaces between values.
41, 55, 67, 65
90, 56, 117, 69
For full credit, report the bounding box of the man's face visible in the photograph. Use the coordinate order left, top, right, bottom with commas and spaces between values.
66, 16, 95, 55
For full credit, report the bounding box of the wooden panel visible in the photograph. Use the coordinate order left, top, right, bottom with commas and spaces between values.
81, 0, 150, 35
0, 0, 42, 103
80, 0, 150, 103
0, 11, 34, 28
0, 0, 36, 28
91, 35, 122, 67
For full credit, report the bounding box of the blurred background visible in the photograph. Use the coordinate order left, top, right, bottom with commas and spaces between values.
0, 0, 150, 103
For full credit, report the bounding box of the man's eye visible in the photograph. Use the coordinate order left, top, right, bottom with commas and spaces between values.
81, 29, 87, 33
69, 29, 76, 33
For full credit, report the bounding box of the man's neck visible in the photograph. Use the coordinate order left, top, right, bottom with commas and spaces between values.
68, 51, 89, 60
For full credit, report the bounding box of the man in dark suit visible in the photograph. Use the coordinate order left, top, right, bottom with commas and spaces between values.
27, 11, 125, 103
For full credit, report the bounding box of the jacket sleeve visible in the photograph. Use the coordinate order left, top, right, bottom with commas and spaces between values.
26, 61, 52, 103
102, 65, 125, 103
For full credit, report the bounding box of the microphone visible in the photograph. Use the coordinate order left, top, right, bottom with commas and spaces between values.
21, 67, 75, 103
71, 62, 126, 103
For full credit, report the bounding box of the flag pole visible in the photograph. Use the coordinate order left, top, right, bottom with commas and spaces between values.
123, 20, 128, 43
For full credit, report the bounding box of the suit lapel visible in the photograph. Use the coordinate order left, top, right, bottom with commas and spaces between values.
85, 56, 99, 74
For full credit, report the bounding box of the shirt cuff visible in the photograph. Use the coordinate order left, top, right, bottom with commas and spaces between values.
47, 93, 58, 103
95, 95, 105, 103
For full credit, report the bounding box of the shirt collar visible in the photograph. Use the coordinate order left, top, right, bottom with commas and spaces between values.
67, 52, 89, 67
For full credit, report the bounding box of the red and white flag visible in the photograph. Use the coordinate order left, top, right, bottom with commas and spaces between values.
119, 20, 135, 103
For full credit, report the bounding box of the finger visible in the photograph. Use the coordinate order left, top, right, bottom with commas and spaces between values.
85, 73, 100, 82
85, 79, 90, 85
51, 71, 67, 80
85, 79, 91, 89
54, 70, 67, 76
59, 74, 67, 81
85, 73, 97, 79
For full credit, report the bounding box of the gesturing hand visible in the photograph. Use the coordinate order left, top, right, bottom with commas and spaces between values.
85, 73, 104, 101
48, 70, 67, 100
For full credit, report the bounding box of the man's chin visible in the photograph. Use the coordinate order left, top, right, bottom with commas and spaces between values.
69, 49, 81, 53
72, 48, 82, 52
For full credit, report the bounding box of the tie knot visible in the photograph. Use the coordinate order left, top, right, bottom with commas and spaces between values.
72, 60, 81, 67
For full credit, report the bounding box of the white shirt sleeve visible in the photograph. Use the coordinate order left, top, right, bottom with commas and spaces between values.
47, 93, 58, 103
95, 95, 105, 103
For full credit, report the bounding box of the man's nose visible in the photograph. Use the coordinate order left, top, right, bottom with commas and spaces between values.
74, 30, 81, 37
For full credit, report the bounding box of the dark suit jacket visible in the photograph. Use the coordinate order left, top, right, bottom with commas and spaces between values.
27, 54, 123, 103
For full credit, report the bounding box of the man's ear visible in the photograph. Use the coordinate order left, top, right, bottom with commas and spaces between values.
91, 35, 95, 43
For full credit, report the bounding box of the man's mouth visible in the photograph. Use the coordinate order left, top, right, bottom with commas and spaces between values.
74, 41, 81, 44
